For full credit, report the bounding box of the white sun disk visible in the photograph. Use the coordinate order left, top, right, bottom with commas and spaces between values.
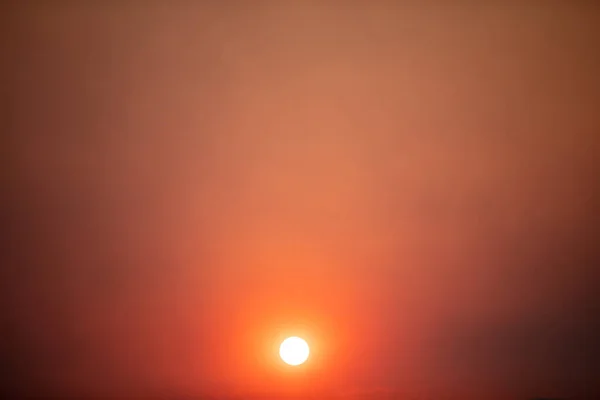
279, 336, 310, 366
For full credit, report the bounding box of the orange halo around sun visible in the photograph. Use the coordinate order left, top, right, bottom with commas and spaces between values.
279, 336, 310, 366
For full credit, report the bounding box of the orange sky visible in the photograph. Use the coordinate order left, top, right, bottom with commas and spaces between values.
3, 2, 600, 399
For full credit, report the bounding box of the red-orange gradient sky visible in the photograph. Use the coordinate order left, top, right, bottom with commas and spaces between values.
2, 2, 600, 400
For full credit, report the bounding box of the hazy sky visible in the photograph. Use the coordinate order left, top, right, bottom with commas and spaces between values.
3, 2, 600, 399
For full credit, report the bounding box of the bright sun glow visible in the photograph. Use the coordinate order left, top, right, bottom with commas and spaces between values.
279, 336, 310, 366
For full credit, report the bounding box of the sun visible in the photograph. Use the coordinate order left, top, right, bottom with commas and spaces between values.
279, 336, 310, 366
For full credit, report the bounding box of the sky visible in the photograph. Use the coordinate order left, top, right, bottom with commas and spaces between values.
2, 2, 600, 399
